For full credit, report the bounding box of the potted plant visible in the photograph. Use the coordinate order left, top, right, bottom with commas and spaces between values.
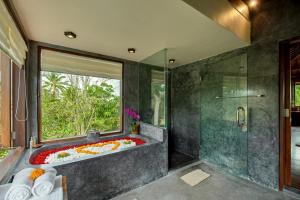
125, 108, 141, 134
0, 148, 10, 161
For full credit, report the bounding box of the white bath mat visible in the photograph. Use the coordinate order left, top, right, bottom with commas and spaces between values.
180, 169, 210, 186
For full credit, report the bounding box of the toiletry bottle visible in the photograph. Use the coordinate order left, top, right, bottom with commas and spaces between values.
29, 137, 34, 153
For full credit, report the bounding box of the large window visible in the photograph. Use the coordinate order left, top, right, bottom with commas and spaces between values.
40, 49, 123, 141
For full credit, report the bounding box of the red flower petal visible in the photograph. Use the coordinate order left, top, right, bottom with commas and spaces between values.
30, 137, 145, 165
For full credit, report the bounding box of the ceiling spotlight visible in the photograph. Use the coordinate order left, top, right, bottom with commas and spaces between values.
169, 59, 175, 64
64, 31, 77, 39
249, 0, 257, 8
128, 48, 136, 53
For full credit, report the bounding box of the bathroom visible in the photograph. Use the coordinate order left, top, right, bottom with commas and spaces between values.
0, 0, 300, 200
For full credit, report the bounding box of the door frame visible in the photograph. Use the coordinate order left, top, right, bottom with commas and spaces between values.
279, 36, 300, 190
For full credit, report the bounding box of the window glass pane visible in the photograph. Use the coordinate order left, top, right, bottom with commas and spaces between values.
40, 50, 122, 141
295, 84, 300, 106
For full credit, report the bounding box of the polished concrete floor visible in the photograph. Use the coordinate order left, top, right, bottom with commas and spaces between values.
292, 127, 300, 189
112, 162, 299, 200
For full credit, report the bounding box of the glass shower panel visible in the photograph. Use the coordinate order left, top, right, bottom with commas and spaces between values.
200, 53, 248, 177
151, 70, 166, 127
139, 49, 167, 127
138, 49, 167, 128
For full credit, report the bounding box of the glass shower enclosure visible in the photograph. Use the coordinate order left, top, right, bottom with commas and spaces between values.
199, 53, 248, 177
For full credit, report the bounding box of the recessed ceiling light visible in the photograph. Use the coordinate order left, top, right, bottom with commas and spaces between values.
169, 59, 175, 64
64, 31, 77, 39
128, 48, 136, 53
249, 0, 257, 8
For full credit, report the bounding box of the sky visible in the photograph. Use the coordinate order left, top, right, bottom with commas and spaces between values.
41, 71, 121, 96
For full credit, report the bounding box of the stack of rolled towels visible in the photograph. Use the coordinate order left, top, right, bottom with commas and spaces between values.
4, 167, 57, 200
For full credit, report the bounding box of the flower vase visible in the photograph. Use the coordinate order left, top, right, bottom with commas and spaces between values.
131, 123, 139, 134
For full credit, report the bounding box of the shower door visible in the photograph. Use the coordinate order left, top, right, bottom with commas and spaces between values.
200, 53, 248, 177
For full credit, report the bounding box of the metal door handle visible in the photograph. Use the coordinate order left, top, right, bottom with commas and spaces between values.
236, 106, 246, 127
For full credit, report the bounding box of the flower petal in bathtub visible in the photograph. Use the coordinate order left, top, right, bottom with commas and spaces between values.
75, 141, 121, 155
39, 138, 144, 165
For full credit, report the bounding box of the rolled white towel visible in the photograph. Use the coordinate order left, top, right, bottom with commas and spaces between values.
31, 168, 57, 197
5, 168, 34, 200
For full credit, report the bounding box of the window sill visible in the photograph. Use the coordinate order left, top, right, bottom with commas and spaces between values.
0, 147, 25, 183
39, 131, 123, 144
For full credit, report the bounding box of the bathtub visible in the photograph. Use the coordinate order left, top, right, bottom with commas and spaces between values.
21, 123, 168, 200
29, 135, 147, 165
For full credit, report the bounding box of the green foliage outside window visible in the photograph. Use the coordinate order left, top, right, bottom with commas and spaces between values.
41, 72, 121, 141
295, 84, 300, 107
0, 149, 9, 160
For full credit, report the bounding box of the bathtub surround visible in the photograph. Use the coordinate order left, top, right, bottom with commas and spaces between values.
140, 123, 165, 142
49, 128, 167, 200
12, 123, 168, 200
170, 0, 300, 189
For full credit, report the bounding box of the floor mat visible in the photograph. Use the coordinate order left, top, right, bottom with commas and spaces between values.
180, 169, 210, 186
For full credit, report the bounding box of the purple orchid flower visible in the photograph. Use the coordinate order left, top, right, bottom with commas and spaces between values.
124, 107, 141, 121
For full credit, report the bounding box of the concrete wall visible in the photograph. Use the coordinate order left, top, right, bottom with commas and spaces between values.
26, 41, 139, 143
170, 0, 300, 189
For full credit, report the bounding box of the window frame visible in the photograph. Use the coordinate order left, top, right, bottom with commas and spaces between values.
37, 47, 124, 144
